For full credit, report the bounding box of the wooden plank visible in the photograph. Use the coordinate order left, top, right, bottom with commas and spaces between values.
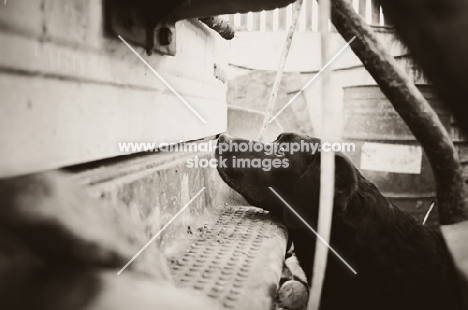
0, 73, 226, 178
358, 0, 367, 20
0, 0, 44, 37
371, 0, 381, 26
299, 0, 307, 32
312, 0, 319, 31
278, 7, 287, 31
265, 10, 275, 31
259, 11, 266, 31
0, 0, 103, 49
44, 0, 91, 46
383, 8, 393, 26
0, 3, 229, 177
306, 0, 314, 31
240, 13, 248, 31
0, 22, 228, 103
252, 12, 261, 31
229, 15, 236, 29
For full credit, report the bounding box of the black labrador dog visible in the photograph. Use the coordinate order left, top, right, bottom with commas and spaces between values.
216, 132, 463, 310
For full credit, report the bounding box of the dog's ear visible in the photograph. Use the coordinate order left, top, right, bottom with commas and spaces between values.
282, 153, 358, 229
333, 154, 359, 212
282, 155, 320, 230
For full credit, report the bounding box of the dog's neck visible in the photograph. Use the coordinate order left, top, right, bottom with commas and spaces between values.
335, 173, 437, 263
343, 175, 398, 227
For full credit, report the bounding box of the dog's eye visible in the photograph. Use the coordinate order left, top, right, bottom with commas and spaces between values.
276, 147, 286, 156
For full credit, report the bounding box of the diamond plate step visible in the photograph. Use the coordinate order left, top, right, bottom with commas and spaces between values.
170, 206, 288, 310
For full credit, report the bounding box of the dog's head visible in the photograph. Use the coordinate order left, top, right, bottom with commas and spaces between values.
216, 132, 359, 228
215, 133, 288, 217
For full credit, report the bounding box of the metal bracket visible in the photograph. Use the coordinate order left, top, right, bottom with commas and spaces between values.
108, 2, 177, 56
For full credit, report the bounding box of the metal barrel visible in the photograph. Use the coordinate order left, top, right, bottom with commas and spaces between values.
342, 85, 467, 227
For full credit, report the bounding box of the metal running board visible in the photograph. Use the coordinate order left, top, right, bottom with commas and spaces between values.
170, 206, 288, 310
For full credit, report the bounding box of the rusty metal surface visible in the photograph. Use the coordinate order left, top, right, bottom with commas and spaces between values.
170, 206, 288, 310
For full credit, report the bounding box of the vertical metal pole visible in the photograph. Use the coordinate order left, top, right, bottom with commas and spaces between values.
307, 0, 335, 308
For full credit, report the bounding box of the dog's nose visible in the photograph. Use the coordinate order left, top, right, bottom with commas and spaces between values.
218, 133, 227, 144
216, 133, 234, 156
218, 133, 234, 144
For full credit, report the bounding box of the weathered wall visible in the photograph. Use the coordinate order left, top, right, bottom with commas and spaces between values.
0, 0, 229, 178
